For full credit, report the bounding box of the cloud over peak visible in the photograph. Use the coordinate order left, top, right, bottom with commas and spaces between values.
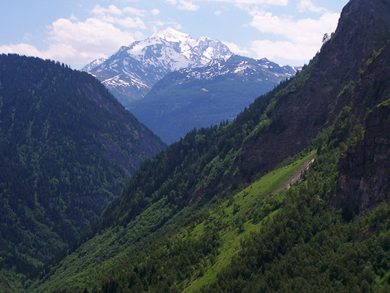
246, 9, 339, 64
166, 0, 199, 11
0, 0, 345, 67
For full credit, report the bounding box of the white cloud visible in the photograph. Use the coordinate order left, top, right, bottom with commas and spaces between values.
123, 6, 146, 17
152, 20, 166, 27
249, 40, 318, 65
48, 17, 138, 51
151, 8, 160, 16
91, 5, 146, 29
91, 4, 146, 17
247, 10, 340, 64
166, 0, 199, 11
52, 17, 136, 65
206, 0, 340, 64
0, 1, 341, 68
0, 43, 43, 57
0, 5, 151, 68
0, 17, 137, 68
113, 16, 146, 29
223, 41, 249, 56
209, 0, 288, 7
249, 10, 339, 42
150, 19, 183, 32
92, 5, 122, 16
298, 0, 327, 13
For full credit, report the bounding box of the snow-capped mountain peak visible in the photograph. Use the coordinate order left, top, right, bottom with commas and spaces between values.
151, 27, 191, 43
82, 57, 106, 72
125, 27, 233, 71
84, 29, 293, 109
83, 28, 235, 107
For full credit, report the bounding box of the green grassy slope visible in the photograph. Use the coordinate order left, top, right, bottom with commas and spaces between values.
32, 152, 314, 292
31, 1, 390, 291
204, 114, 390, 292
34, 95, 390, 292
182, 152, 315, 292
6, 1, 389, 291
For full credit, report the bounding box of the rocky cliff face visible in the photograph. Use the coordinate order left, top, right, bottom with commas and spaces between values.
236, 0, 390, 180
331, 39, 390, 217
335, 102, 390, 217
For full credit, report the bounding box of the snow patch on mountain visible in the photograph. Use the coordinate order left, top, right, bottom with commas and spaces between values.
83, 28, 234, 106
175, 56, 296, 82
126, 28, 232, 71
83, 28, 295, 108
82, 58, 106, 73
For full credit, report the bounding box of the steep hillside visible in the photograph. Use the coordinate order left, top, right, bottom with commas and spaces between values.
85, 28, 232, 107
33, 151, 316, 292
0, 55, 165, 279
129, 55, 296, 143
334, 99, 390, 217
30, 0, 390, 291
101, 0, 390, 228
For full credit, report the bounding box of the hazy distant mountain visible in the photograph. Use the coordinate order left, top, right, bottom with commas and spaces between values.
84, 28, 233, 108
129, 55, 296, 143
84, 29, 296, 144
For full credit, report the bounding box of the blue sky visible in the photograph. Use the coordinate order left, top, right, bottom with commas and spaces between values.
0, 0, 349, 68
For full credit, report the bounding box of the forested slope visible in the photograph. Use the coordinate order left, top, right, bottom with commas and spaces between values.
0, 55, 165, 281
27, 0, 390, 291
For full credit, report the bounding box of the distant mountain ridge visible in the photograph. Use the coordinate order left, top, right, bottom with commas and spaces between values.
168, 55, 296, 81
84, 29, 297, 143
129, 55, 296, 143
84, 28, 233, 107
0, 54, 165, 276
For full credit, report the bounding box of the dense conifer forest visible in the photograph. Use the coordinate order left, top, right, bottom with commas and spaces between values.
0, 55, 164, 282
1, 0, 389, 292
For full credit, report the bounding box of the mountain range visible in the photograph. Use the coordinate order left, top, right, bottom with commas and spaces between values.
85, 29, 296, 143
17, 0, 389, 292
84, 28, 233, 107
129, 55, 296, 143
1, 0, 389, 292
